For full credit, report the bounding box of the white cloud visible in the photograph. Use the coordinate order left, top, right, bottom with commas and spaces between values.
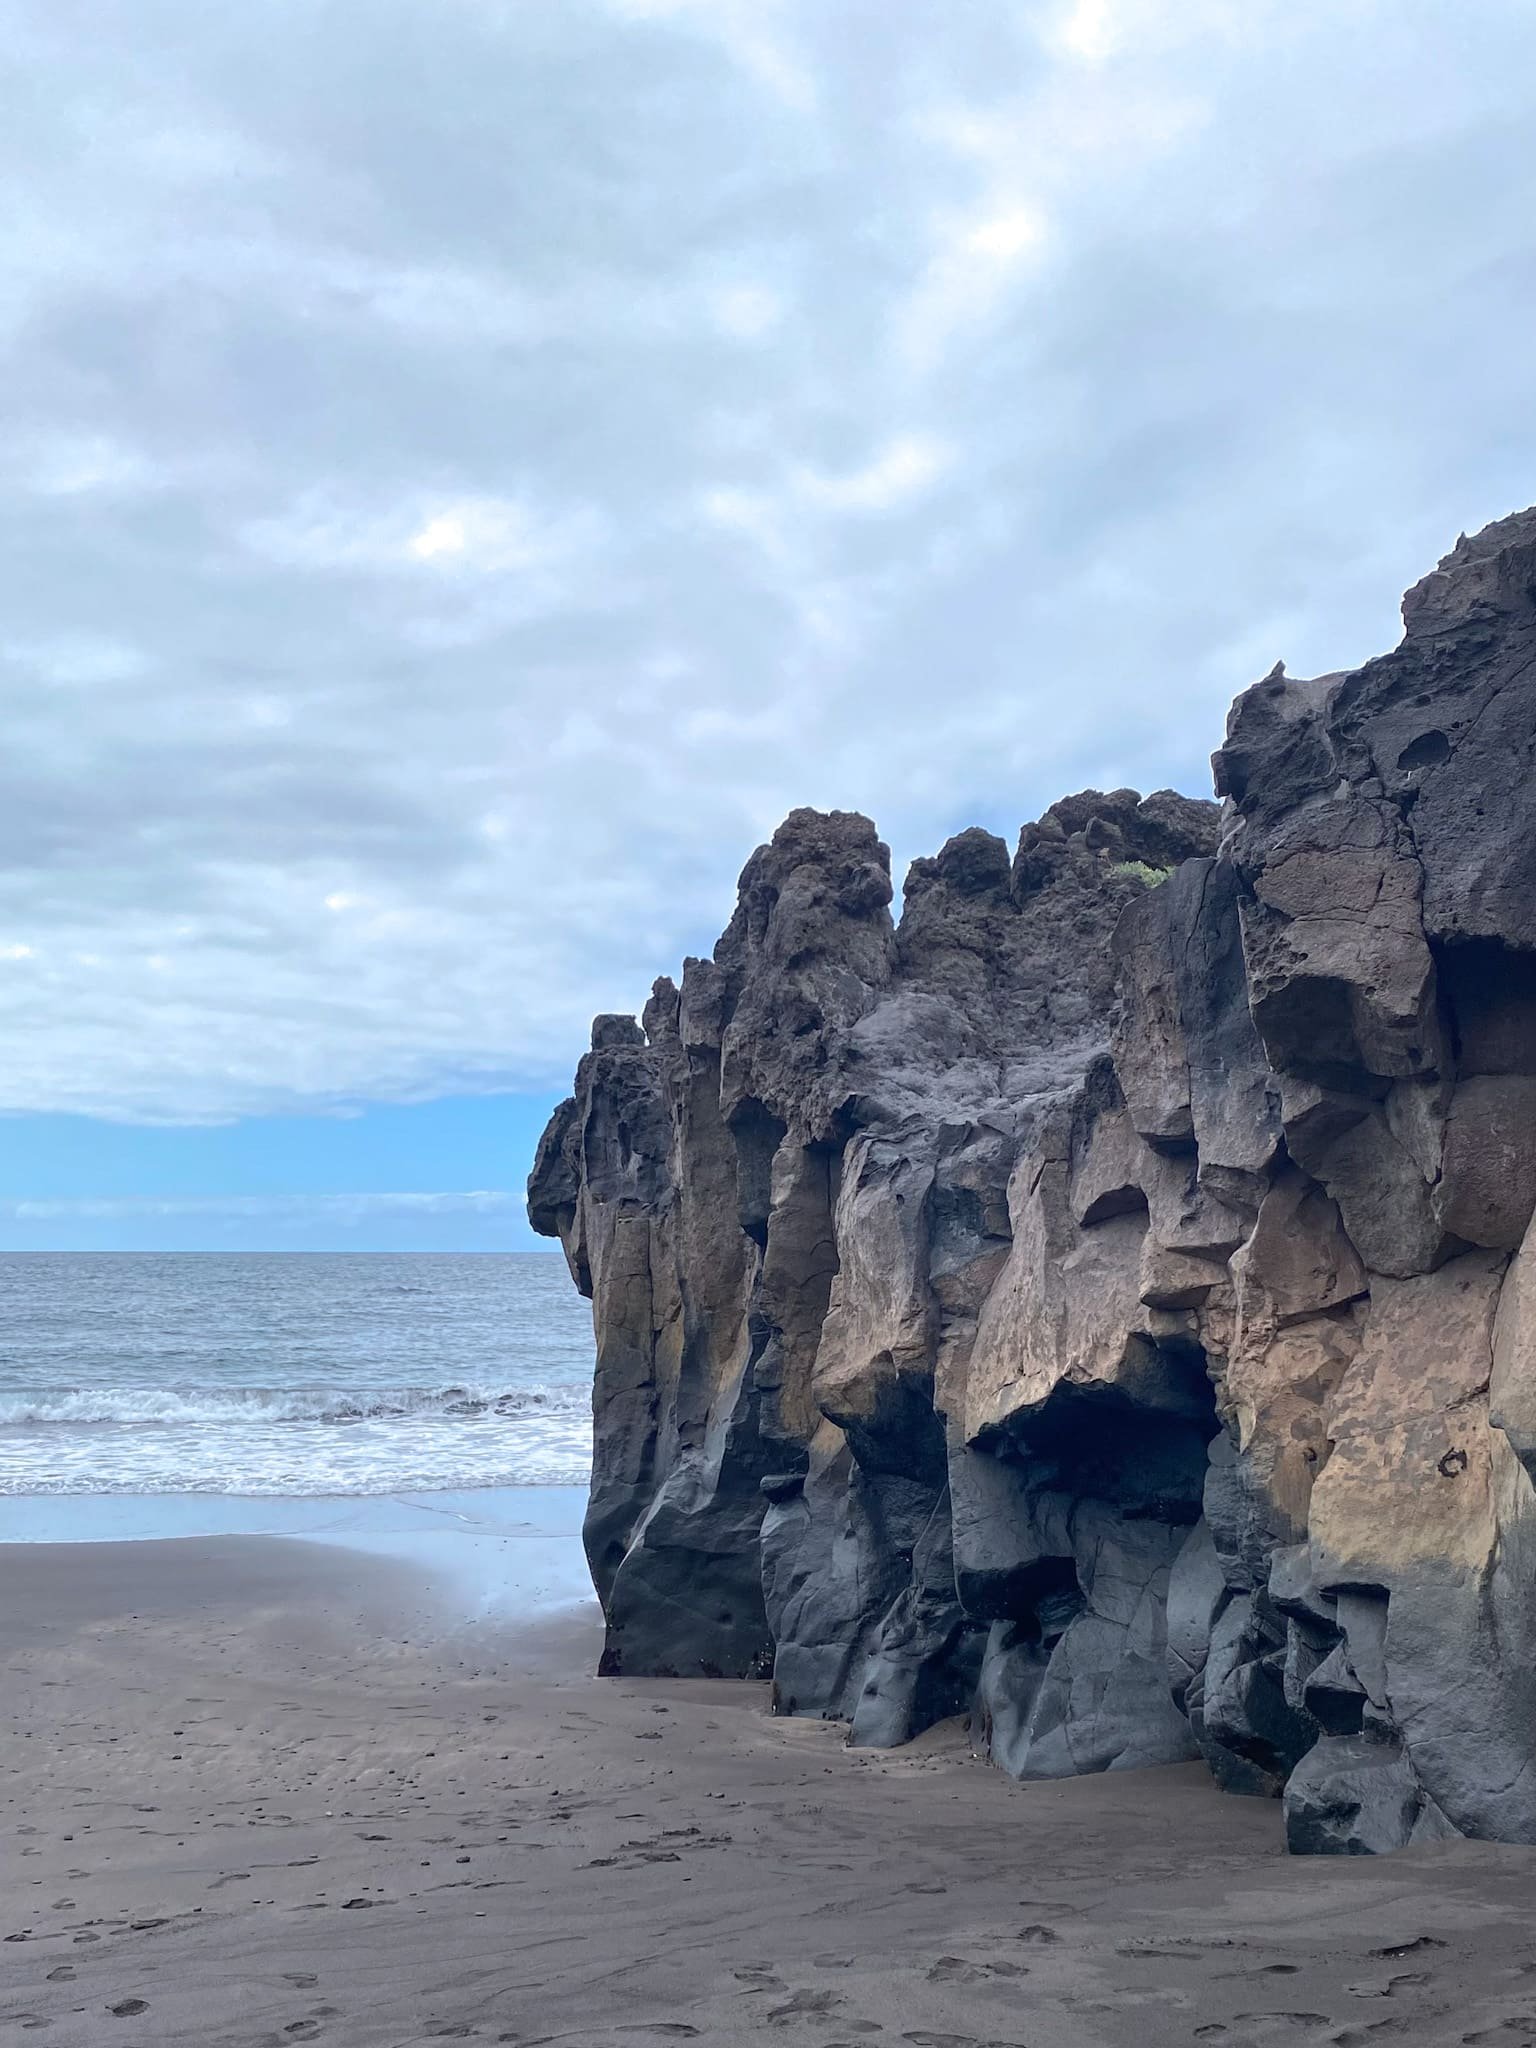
963, 210, 1046, 264
24, 433, 160, 497
709, 282, 784, 340
1049, 0, 1119, 65
402, 500, 556, 570
896, 200, 1051, 374
240, 695, 292, 730
408, 512, 469, 560
7, 635, 150, 686
607, 0, 818, 110
241, 489, 590, 579
698, 482, 781, 545
796, 434, 953, 514
0, 0, 1532, 1126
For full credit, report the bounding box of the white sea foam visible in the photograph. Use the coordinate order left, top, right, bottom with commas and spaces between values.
0, 1392, 594, 1495
0, 1383, 590, 1428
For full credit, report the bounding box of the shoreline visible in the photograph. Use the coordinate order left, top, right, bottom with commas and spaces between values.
6, 1534, 1536, 2044
0, 1486, 597, 1628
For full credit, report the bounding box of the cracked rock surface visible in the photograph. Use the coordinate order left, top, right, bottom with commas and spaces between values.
530, 505, 1536, 1853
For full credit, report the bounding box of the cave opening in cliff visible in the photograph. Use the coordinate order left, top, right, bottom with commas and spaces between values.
1005, 1338, 1220, 1528
961, 1338, 1225, 1780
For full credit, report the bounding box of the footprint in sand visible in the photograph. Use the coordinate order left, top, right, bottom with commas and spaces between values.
765, 1990, 846, 2025
1344, 1973, 1430, 1999
1232, 2016, 1331, 2031
925, 1958, 1028, 1984
734, 1968, 786, 1992
901, 2035, 1028, 2048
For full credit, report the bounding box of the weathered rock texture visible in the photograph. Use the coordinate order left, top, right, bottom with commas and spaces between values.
529, 506, 1536, 1854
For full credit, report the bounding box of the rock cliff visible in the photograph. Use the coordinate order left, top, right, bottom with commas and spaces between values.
529, 505, 1536, 1854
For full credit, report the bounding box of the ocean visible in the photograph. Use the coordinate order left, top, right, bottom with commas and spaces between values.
0, 1252, 594, 1499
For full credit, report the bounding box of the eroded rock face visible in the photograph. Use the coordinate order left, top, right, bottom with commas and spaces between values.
530, 506, 1536, 1851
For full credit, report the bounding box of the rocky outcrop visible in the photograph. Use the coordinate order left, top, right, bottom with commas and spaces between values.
530, 506, 1536, 1854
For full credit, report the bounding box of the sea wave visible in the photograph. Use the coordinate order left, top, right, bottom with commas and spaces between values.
0, 1460, 591, 1497
0, 1383, 591, 1428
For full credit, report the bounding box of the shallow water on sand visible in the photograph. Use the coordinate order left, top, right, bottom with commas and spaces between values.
0, 1486, 597, 1623
0, 1251, 593, 1497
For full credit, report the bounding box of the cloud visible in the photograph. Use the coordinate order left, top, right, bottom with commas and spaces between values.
604, 0, 820, 111
21, 432, 162, 498
708, 282, 785, 341
796, 435, 954, 514
1049, 0, 1120, 65
240, 489, 599, 580
7, 635, 151, 686
3, 0, 1536, 1122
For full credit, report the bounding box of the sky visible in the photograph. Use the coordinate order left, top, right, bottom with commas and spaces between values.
4, 0, 1536, 1250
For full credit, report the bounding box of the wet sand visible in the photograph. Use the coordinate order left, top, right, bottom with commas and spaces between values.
5, 1530, 1536, 2047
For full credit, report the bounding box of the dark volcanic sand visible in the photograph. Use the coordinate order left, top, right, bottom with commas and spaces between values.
3, 1536, 1535, 2046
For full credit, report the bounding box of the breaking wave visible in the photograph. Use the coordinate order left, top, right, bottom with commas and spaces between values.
0, 1383, 590, 1429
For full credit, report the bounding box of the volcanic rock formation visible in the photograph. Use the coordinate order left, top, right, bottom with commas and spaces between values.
529, 505, 1536, 1854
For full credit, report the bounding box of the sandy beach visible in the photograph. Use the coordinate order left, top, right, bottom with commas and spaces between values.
6, 1519, 1536, 2048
